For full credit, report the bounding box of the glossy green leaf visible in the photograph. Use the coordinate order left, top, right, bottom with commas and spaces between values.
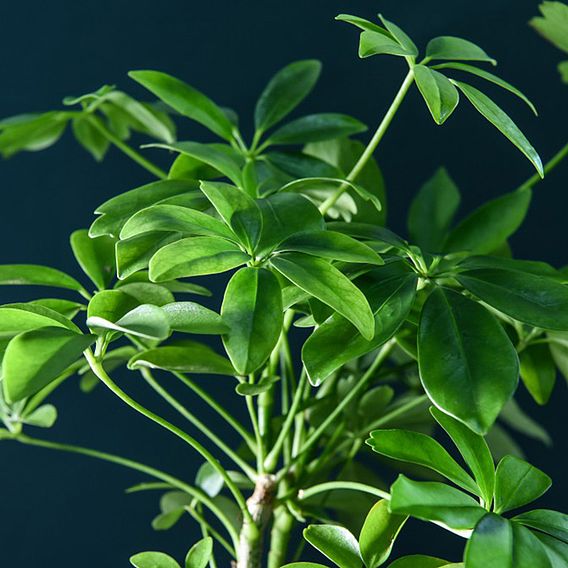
70, 229, 115, 290
0, 303, 78, 338
255, 60, 321, 132
494, 455, 552, 514
185, 537, 213, 568
418, 287, 519, 434
0, 264, 85, 294
30, 298, 84, 319
359, 500, 408, 568
389, 475, 486, 531
454, 82, 543, 176
457, 267, 568, 331
512, 523, 553, 568
444, 189, 532, 254
277, 230, 383, 264
514, 509, 568, 544
149, 236, 249, 281
430, 407, 495, 506
533, 531, 568, 568
3, 327, 95, 402
128, 341, 235, 375
414, 65, 459, 125
303, 524, 363, 568
358, 30, 416, 58
129, 70, 234, 140
235, 375, 280, 396
221, 267, 282, 375
162, 302, 228, 335
116, 282, 175, 307
195, 462, 224, 497
464, 514, 513, 568
87, 289, 139, 322
378, 14, 419, 56
431, 62, 537, 115
271, 252, 374, 340
130, 551, 181, 568
329, 223, 408, 252
281, 564, 330, 568
367, 429, 479, 495
387, 556, 452, 568
88, 304, 170, 340
426, 36, 496, 64
335, 14, 389, 34
21, 404, 58, 428
520, 344, 556, 405
407, 168, 460, 252
267, 113, 367, 145
530, 2, 568, 54
72, 115, 110, 161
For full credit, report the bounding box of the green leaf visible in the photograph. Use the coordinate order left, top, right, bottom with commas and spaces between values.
456, 267, 568, 331
559, 60, 568, 83
199, 181, 262, 250
221, 267, 283, 375
88, 304, 170, 341
72, 115, 110, 161
185, 537, 213, 568
454, 82, 543, 176
444, 189, 531, 254
0, 264, 85, 294
128, 342, 235, 375
530, 2, 568, 54
87, 289, 139, 322
270, 252, 374, 340
277, 230, 383, 264
116, 282, 175, 307
130, 551, 181, 568
0, 303, 79, 338
255, 60, 321, 132
335, 14, 390, 34
267, 113, 367, 145
3, 327, 95, 402
303, 525, 363, 568
120, 204, 235, 241
533, 532, 568, 568
195, 462, 224, 497
70, 229, 115, 290
235, 375, 280, 396
358, 30, 416, 58
464, 514, 513, 568
129, 70, 234, 140
500, 399, 551, 446
407, 168, 460, 252
414, 66, 459, 125
387, 556, 452, 568
21, 404, 58, 428
359, 500, 408, 568
302, 266, 417, 384
389, 475, 486, 531
162, 302, 228, 335
514, 509, 568, 544
520, 344, 556, 405
281, 564, 330, 568
367, 429, 479, 496
494, 455, 552, 514
378, 14, 419, 56
430, 407, 495, 507
30, 299, 84, 319
426, 36, 496, 64
511, 523, 553, 568
149, 236, 249, 281
431, 63, 537, 115
418, 287, 519, 434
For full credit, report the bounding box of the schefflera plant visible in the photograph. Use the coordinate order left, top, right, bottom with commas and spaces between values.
0, 7, 567, 568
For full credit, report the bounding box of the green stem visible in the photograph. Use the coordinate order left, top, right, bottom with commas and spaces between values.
319, 69, 415, 215
267, 506, 294, 568
298, 481, 390, 502
83, 348, 253, 528
91, 116, 168, 179
185, 502, 235, 558
139, 368, 256, 480
516, 139, 568, 192
11, 433, 239, 546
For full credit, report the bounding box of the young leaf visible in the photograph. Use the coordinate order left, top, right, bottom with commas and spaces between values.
3, 327, 95, 402
407, 167, 460, 252
430, 407, 495, 507
530, 2, 568, 54
335, 14, 390, 34
359, 500, 408, 568
358, 31, 415, 58
70, 229, 116, 290
270, 252, 374, 340
130, 551, 181, 568
21, 404, 58, 428
519, 344, 556, 405
72, 115, 110, 161
303, 525, 363, 568
149, 236, 249, 281
444, 189, 532, 254
0, 265, 85, 294
425, 36, 496, 64
129, 70, 234, 140
464, 514, 513, 568
221, 267, 283, 375
235, 375, 280, 396
367, 430, 479, 495
418, 287, 519, 434
494, 456, 552, 514
378, 14, 419, 56
161, 302, 228, 335
454, 82, 543, 176
128, 341, 235, 375
195, 462, 224, 497
255, 60, 322, 133
267, 113, 367, 145
185, 537, 213, 568
414, 66, 459, 125
514, 509, 568, 544
389, 475, 486, 531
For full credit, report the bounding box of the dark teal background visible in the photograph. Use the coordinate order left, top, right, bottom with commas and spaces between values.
0, 0, 567, 565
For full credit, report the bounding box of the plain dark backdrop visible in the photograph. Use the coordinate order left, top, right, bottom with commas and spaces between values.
0, 0, 567, 565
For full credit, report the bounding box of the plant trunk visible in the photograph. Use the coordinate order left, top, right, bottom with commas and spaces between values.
235, 474, 276, 568
267, 506, 294, 568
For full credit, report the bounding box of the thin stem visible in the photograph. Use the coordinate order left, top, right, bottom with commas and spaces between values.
298, 481, 390, 502
516, 139, 568, 193
83, 349, 253, 527
90, 116, 168, 179
11, 433, 239, 546
244, 376, 265, 474
139, 368, 256, 480
319, 69, 415, 215
185, 503, 235, 558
